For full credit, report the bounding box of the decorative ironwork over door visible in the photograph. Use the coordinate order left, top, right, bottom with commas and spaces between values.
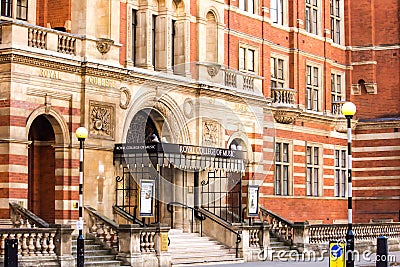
201, 170, 242, 223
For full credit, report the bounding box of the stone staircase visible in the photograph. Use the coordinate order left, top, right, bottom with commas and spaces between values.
269, 236, 300, 261
72, 236, 128, 266
168, 229, 244, 266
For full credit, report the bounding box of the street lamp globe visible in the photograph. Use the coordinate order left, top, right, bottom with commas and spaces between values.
76, 127, 88, 140
342, 102, 356, 117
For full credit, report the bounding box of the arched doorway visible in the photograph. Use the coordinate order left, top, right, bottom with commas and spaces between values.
28, 115, 56, 223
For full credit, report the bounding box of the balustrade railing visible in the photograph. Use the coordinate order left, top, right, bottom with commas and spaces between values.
58, 35, 76, 55
243, 76, 254, 91
28, 28, 47, 49
271, 88, 296, 106
309, 223, 400, 244
0, 229, 57, 256
225, 71, 237, 88
0, 21, 81, 57
85, 206, 119, 252
10, 202, 49, 228
260, 207, 294, 245
332, 101, 344, 116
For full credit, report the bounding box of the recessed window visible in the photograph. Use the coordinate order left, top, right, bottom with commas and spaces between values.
305, 0, 318, 35
239, 0, 256, 14
275, 142, 291, 196
306, 65, 320, 111
334, 149, 346, 197
270, 0, 283, 24
16, 0, 28, 20
239, 45, 257, 73
331, 73, 343, 114
306, 145, 321, 196
271, 57, 285, 88
1, 0, 13, 17
330, 0, 341, 44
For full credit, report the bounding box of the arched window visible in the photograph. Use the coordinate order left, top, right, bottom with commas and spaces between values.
205, 11, 218, 63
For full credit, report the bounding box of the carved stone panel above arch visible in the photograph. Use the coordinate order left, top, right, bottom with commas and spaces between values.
89, 101, 116, 140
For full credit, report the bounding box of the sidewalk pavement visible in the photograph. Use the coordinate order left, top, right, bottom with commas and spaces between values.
198, 251, 400, 267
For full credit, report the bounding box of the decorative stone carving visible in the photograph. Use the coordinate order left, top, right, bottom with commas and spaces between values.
183, 98, 194, 118
96, 38, 114, 55
273, 109, 301, 124
45, 94, 52, 114
89, 101, 115, 140
119, 87, 131, 109
351, 84, 361, 95
203, 121, 219, 147
207, 65, 221, 77
335, 118, 358, 133
365, 83, 377, 94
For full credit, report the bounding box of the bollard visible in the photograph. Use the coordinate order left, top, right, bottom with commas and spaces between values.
376, 236, 388, 267
5, 239, 18, 267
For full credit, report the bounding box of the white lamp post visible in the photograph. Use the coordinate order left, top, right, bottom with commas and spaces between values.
75, 127, 88, 267
342, 102, 356, 267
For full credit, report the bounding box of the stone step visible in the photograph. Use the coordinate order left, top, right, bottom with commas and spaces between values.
172, 255, 244, 266
72, 244, 104, 250
72, 249, 115, 256
80, 260, 122, 267
71, 254, 118, 262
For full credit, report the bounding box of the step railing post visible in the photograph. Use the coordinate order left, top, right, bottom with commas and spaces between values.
153, 224, 171, 267
292, 222, 310, 253
116, 224, 143, 266
52, 224, 74, 267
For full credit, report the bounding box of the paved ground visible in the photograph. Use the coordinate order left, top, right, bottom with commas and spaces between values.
192, 251, 400, 267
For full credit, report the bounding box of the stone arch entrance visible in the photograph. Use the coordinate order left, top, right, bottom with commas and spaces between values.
27, 110, 68, 224
28, 115, 56, 223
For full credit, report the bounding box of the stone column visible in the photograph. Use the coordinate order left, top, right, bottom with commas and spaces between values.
136, 8, 153, 69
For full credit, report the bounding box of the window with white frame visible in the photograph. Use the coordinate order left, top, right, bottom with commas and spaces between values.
1, 0, 28, 20
306, 145, 321, 196
275, 142, 291, 196
331, 73, 343, 114
270, 0, 283, 24
330, 0, 341, 44
271, 57, 285, 88
16, 0, 27, 20
306, 65, 320, 111
334, 149, 346, 197
239, 0, 256, 14
239, 45, 257, 73
305, 0, 318, 35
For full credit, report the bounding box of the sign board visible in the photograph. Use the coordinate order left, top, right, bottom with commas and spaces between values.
139, 179, 155, 217
247, 185, 260, 217
160, 232, 169, 252
329, 240, 346, 267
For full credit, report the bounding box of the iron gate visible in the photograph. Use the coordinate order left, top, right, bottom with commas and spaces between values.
201, 170, 242, 223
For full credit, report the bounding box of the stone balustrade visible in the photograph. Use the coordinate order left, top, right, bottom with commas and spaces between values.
271, 87, 296, 106
0, 20, 120, 63
331, 101, 344, 116
195, 62, 263, 95
0, 229, 56, 256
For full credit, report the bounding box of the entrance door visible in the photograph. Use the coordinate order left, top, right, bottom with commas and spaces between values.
28, 115, 56, 223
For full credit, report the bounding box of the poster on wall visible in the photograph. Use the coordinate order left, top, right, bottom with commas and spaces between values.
139, 179, 155, 217
247, 185, 260, 217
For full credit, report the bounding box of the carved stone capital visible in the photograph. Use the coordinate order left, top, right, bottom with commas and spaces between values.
335, 118, 358, 133
207, 65, 221, 77
273, 108, 301, 124
96, 38, 114, 55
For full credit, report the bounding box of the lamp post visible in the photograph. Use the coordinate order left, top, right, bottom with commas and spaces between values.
75, 127, 88, 267
342, 102, 356, 267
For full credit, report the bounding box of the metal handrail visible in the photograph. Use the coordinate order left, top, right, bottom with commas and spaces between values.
167, 201, 242, 258
112, 205, 147, 227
